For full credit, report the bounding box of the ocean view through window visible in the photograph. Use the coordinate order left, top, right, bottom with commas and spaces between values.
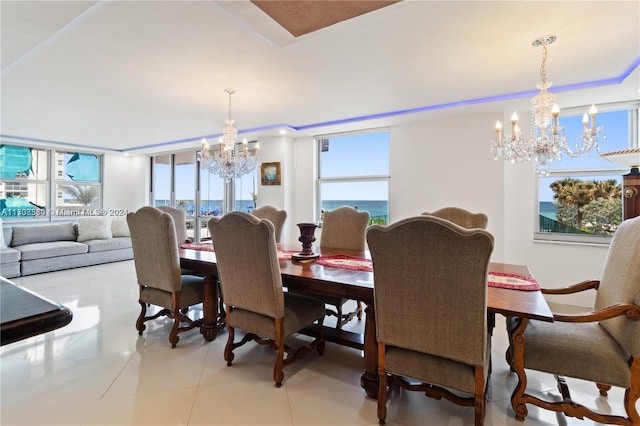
317, 129, 390, 225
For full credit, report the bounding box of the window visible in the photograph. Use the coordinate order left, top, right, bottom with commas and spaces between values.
0, 145, 48, 218
153, 154, 171, 208
317, 130, 390, 225
234, 170, 258, 214
536, 105, 638, 243
151, 150, 225, 242
55, 151, 102, 214
0, 144, 103, 220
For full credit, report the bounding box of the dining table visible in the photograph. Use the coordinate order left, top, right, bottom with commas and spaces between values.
179, 242, 554, 399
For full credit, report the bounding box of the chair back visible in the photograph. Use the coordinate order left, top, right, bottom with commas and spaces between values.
208, 211, 284, 318
422, 207, 488, 229
127, 206, 182, 292
594, 215, 640, 357
321, 206, 370, 250
252, 205, 287, 242
367, 215, 494, 366
157, 205, 189, 244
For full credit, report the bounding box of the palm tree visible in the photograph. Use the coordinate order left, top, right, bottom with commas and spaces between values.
550, 178, 622, 230
62, 184, 98, 206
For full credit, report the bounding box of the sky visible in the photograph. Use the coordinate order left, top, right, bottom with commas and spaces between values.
537, 108, 631, 202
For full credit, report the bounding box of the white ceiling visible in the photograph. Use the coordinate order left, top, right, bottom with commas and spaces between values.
1, 1, 639, 154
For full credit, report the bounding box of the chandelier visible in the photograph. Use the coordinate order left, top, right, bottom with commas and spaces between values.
490, 36, 604, 176
200, 88, 260, 182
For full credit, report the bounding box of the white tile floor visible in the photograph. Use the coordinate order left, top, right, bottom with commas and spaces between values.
1, 260, 635, 425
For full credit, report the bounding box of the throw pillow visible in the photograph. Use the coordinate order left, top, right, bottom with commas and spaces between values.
111, 216, 130, 237
11, 223, 76, 246
0, 218, 6, 249
77, 216, 113, 242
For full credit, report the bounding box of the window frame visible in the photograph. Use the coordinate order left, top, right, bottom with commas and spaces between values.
315, 128, 390, 224
534, 102, 638, 244
54, 150, 103, 216
0, 144, 104, 223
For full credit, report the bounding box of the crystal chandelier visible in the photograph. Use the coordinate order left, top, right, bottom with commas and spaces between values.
490, 36, 604, 176
200, 88, 259, 182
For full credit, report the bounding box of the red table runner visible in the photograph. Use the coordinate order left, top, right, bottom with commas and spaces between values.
181, 243, 540, 290
182, 243, 296, 261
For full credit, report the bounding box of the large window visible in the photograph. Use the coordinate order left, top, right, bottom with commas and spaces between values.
151, 150, 230, 242
234, 170, 258, 214
317, 130, 390, 225
0, 144, 103, 220
55, 151, 102, 214
536, 105, 638, 243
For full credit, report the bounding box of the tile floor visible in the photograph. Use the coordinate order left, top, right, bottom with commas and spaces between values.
1, 260, 635, 425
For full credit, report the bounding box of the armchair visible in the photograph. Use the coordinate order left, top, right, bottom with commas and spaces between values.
251, 205, 287, 243
157, 205, 192, 244
208, 211, 325, 387
367, 215, 494, 425
422, 206, 488, 229
422, 207, 488, 229
316, 206, 370, 329
127, 206, 205, 348
509, 215, 640, 425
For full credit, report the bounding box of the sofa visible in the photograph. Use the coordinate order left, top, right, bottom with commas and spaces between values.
1, 216, 133, 278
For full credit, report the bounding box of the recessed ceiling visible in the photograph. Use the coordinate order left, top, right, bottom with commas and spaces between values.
250, 0, 401, 37
0, 1, 638, 154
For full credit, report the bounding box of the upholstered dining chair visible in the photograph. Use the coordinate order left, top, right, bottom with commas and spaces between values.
367, 215, 494, 426
508, 215, 640, 425
208, 211, 326, 387
300, 205, 370, 329
127, 206, 205, 348
157, 205, 192, 244
422, 206, 488, 229
251, 205, 287, 243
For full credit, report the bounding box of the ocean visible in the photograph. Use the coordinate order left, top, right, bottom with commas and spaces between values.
156, 199, 390, 223
321, 200, 388, 223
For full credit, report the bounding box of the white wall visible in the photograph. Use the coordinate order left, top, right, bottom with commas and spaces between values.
103, 153, 148, 213
290, 136, 318, 245
389, 114, 506, 261
253, 135, 296, 243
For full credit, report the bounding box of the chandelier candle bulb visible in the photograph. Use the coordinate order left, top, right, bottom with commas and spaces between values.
551, 104, 560, 135
589, 105, 597, 132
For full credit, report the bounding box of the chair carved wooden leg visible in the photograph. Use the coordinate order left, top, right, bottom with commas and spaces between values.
136, 300, 147, 335
224, 306, 236, 366
169, 308, 181, 348
377, 344, 387, 425
474, 365, 486, 426
596, 382, 611, 396
273, 318, 285, 387
626, 357, 640, 425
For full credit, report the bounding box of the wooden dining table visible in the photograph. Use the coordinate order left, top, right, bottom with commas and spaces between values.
180, 243, 554, 399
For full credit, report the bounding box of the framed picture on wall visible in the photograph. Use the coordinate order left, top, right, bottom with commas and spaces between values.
261, 162, 281, 185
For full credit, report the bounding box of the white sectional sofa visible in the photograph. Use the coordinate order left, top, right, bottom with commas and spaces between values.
1, 217, 133, 278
